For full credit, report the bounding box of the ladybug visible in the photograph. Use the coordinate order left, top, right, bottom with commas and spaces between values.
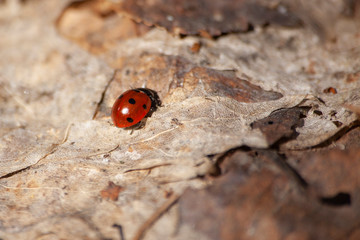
111, 88, 161, 129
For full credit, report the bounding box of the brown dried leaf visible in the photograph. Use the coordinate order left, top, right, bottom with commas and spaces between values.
178, 149, 360, 240
282, 91, 360, 149
56, 0, 151, 54
178, 66, 283, 103
251, 107, 309, 146
284, 0, 360, 40
286, 127, 360, 197
119, 0, 301, 37
98, 53, 283, 119
335, 127, 360, 149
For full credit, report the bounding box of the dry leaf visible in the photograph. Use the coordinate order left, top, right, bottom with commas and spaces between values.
1, 1, 360, 239
119, 0, 301, 37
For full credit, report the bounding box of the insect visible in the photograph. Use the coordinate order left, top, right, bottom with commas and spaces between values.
111, 88, 161, 129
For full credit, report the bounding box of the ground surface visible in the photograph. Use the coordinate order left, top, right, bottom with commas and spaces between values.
0, 1, 360, 240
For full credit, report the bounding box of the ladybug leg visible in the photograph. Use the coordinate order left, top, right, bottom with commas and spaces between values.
135, 118, 147, 129
124, 118, 147, 131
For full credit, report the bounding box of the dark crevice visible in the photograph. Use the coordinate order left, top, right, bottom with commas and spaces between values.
332, 120, 343, 127
113, 224, 125, 240
205, 115, 359, 194
313, 110, 323, 116
267, 151, 308, 189
207, 145, 309, 193
309, 120, 360, 149
207, 145, 251, 177
0, 136, 66, 180
320, 192, 352, 207
180, 22, 255, 40
0, 166, 30, 179
124, 163, 173, 173
270, 128, 300, 149
207, 146, 309, 193
92, 69, 119, 120
316, 97, 326, 105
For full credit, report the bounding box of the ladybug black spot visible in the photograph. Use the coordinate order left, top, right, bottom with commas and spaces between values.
128, 98, 136, 104
143, 104, 147, 109
127, 117, 134, 123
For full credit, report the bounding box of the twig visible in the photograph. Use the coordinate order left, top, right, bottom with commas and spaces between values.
132, 193, 181, 240
124, 163, 172, 173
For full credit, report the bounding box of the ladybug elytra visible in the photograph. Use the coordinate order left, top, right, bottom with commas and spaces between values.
111, 88, 161, 129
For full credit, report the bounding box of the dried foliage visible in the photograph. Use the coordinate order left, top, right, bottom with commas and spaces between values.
0, 0, 360, 240
120, 0, 301, 37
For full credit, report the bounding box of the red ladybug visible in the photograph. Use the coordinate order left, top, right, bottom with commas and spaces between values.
111, 88, 161, 129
